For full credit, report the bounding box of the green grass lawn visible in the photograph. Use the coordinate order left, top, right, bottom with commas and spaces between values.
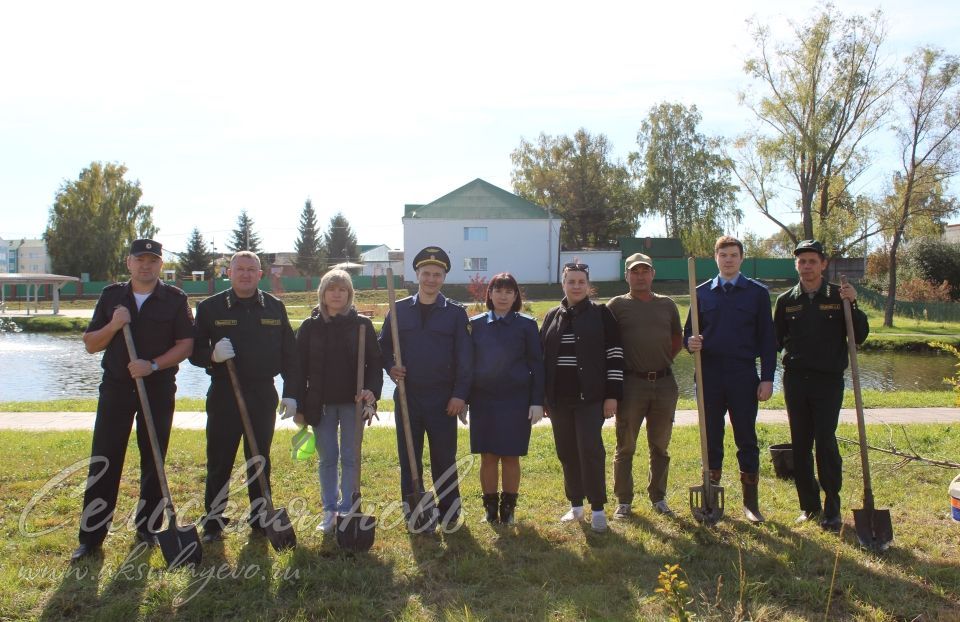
1, 424, 958, 621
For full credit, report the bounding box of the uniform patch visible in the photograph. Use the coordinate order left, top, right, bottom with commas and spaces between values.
785, 305, 803, 313
214, 319, 238, 326
819, 304, 841, 311
261, 318, 282, 326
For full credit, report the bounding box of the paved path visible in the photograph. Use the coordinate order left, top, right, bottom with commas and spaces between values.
2, 408, 958, 431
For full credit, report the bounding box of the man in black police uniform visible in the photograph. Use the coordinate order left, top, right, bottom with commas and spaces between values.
71, 239, 194, 563
774, 240, 869, 531
190, 251, 302, 543
379, 246, 472, 530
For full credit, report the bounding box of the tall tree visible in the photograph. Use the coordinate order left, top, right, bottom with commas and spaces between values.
738, 6, 896, 242
179, 227, 216, 279
879, 47, 960, 326
226, 210, 263, 254
630, 102, 741, 256
44, 162, 157, 280
293, 198, 323, 276
323, 212, 358, 267
511, 128, 639, 249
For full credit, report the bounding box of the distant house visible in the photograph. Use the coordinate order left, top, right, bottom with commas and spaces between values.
403, 179, 561, 284
268, 252, 300, 277
0, 238, 51, 274
945, 223, 960, 243
359, 244, 404, 279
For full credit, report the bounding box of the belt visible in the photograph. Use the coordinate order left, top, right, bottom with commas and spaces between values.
626, 368, 671, 381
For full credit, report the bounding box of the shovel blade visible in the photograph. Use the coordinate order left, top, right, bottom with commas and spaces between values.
853, 507, 893, 552
261, 508, 297, 552
689, 484, 724, 524
406, 491, 438, 534
336, 512, 377, 553
157, 524, 203, 569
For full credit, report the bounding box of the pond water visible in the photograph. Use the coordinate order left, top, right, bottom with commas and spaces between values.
0, 332, 953, 402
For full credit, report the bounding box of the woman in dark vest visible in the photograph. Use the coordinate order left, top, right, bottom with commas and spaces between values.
540, 263, 623, 533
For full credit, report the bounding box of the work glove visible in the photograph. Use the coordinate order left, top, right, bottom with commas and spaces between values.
278, 398, 298, 419
211, 338, 235, 363
458, 407, 468, 425
528, 405, 544, 425
362, 402, 378, 425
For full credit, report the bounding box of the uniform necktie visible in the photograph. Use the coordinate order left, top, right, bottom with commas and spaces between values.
723, 282, 733, 295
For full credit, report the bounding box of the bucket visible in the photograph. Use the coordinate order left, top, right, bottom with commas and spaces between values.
769, 443, 794, 480
291, 426, 316, 461
951, 474, 960, 523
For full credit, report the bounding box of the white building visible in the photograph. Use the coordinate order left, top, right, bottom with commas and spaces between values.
403, 179, 561, 284
945, 223, 960, 243
1, 238, 51, 274
359, 244, 404, 279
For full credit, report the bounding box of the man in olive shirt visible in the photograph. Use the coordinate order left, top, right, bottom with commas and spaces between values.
774, 240, 868, 531
608, 253, 683, 518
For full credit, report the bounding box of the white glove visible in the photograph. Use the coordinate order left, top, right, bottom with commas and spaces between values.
211, 338, 235, 363
278, 398, 298, 419
528, 405, 544, 425
458, 408, 468, 425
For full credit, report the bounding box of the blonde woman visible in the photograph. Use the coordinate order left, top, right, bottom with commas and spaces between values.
294, 269, 382, 533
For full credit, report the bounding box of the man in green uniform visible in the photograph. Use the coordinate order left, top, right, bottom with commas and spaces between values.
608, 253, 683, 519
774, 240, 868, 531
190, 251, 302, 543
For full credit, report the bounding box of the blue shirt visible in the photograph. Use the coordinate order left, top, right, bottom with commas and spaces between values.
683, 273, 777, 381
379, 292, 473, 399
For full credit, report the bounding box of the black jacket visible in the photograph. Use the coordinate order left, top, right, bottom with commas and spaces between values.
541, 298, 623, 405
296, 307, 383, 425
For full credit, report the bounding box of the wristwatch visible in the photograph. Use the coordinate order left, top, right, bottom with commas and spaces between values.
150, 360, 159, 372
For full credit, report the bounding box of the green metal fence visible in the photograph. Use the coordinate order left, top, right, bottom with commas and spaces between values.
856, 287, 960, 322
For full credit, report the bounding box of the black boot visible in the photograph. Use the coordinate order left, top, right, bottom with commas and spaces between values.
482, 493, 500, 523
740, 472, 764, 523
500, 492, 518, 525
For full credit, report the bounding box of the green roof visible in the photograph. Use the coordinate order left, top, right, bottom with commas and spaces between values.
404, 179, 550, 219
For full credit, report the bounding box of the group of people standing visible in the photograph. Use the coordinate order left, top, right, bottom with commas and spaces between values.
70, 234, 868, 562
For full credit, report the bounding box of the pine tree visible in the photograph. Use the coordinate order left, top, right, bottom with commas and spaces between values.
179, 228, 216, 278
323, 212, 359, 267
227, 210, 263, 254
293, 199, 323, 276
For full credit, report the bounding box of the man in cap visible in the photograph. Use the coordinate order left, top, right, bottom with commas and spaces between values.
607, 253, 683, 519
774, 240, 868, 531
71, 239, 194, 562
190, 251, 302, 543
379, 246, 473, 530
684, 235, 777, 523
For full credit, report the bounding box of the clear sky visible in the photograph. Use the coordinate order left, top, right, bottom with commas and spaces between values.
1, 0, 957, 254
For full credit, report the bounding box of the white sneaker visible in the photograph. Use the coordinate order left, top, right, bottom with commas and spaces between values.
560, 506, 585, 522
613, 503, 632, 519
591, 510, 608, 533
318, 510, 337, 534
652, 500, 675, 516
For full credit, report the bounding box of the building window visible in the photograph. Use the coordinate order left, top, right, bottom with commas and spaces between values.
463, 227, 488, 241
463, 257, 487, 271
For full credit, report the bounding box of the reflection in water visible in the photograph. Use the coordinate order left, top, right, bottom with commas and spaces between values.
0, 333, 953, 402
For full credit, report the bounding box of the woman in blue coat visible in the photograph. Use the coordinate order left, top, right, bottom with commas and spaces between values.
468, 273, 544, 525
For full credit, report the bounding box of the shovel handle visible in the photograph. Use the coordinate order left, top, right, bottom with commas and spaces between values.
386, 268, 426, 495
840, 275, 874, 506
224, 358, 276, 512
353, 324, 366, 498
120, 324, 177, 525
687, 258, 713, 493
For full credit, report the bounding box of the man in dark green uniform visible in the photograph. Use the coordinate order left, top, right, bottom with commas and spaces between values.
190, 251, 302, 543
774, 240, 868, 532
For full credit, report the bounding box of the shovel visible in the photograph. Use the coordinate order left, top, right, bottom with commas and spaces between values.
841, 275, 893, 551
120, 324, 202, 568
686, 258, 724, 524
386, 268, 439, 533
336, 324, 377, 552
224, 359, 297, 551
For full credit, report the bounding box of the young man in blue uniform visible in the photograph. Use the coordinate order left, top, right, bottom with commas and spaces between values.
72, 239, 194, 563
685, 236, 776, 523
190, 251, 302, 543
379, 246, 473, 530
774, 240, 868, 531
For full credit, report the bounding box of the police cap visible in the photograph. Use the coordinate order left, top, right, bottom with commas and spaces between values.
793, 239, 825, 257
412, 246, 451, 273
130, 239, 163, 258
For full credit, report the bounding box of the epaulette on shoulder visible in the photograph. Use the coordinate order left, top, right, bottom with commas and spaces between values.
743, 276, 770, 290
469, 312, 487, 322
447, 298, 465, 308
103, 282, 125, 291
518, 312, 536, 321
262, 290, 282, 303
